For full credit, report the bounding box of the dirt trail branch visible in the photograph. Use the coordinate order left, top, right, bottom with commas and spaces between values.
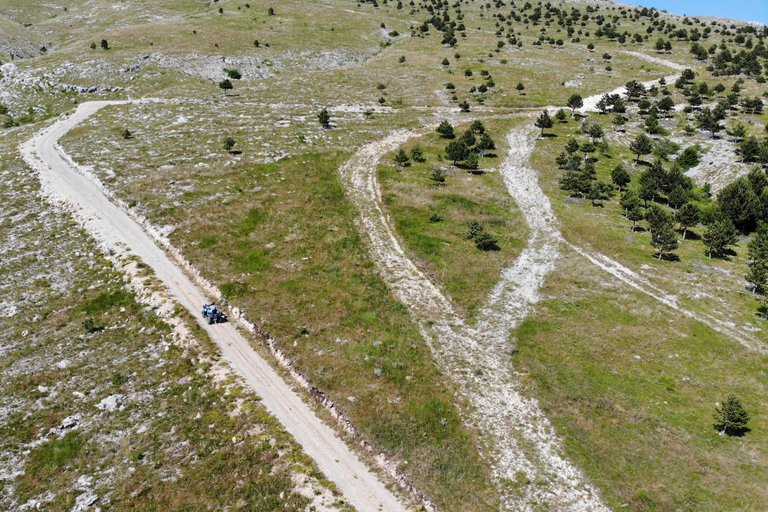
338, 130, 609, 512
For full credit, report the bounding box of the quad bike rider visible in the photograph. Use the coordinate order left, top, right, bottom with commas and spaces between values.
202, 302, 225, 324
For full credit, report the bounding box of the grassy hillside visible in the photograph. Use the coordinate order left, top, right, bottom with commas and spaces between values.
2, 0, 768, 510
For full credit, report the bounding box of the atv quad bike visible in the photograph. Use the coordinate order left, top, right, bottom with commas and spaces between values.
202, 302, 226, 324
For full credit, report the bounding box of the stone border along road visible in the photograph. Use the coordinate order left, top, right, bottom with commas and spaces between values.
21, 100, 412, 512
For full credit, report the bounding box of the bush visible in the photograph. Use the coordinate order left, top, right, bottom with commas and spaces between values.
474, 232, 499, 251
465, 220, 483, 240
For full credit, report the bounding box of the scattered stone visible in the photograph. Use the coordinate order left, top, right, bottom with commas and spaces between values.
95, 394, 125, 412
71, 491, 98, 512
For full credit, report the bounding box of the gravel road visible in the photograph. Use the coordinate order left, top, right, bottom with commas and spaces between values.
21, 100, 411, 512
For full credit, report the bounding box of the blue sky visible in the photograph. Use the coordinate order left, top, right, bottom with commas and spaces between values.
627, 1, 768, 26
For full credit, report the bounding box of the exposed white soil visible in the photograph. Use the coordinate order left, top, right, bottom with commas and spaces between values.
477, 119, 565, 349
21, 101, 412, 512
580, 52, 684, 113
683, 134, 753, 193
567, 241, 763, 348
338, 129, 609, 512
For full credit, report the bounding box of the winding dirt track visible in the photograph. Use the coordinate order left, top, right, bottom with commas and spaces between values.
21, 101, 410, 512
338, 128, 608, 512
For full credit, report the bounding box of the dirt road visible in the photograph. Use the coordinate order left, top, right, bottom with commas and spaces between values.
21, 101, 411, 512
338, 130, 608, 512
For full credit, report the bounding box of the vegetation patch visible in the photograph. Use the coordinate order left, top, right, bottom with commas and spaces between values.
379, 119, 528, 318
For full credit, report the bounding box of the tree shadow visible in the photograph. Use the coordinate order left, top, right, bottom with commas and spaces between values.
541, 133, 558, 138
681, 230, 701, 240
657, 252, 681, 262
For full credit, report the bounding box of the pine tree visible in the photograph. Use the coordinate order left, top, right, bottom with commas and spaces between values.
218, 79, 233, 95
464, 152, 479, 170
676, 203, 700, 240
459, 129, 476, 147
630, 133, 653, 163
567, 93, 583, 116
713, 396, 751, 436
535, 110, 553, 136
436, 120, 455, 139
317, 108, 331, 128
668, 185, 688, 212
611, 166, 631, 191
394, 148, 410, 167
652, 223, 678, 260
620, 190, 642, 214
477, 133, 496, 157
703, 218, 738, 258
628, 206, 644, 232
470, 120, 485, 134
445, 140, 469, 165
745, 261, 767, 294
410, 145, 425, 163
645, 204, 673, 235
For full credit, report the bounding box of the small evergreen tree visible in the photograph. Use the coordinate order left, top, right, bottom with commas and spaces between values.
436, 120, 455, 138
620, 190, 642, 214
101, 39, 109, 50
459, 129, 476, 147
464, 152, 479, 170
477, 133, 496, 157
474, 231, 499, 251
652, 223, 678, 260
535, 110, 553, 137
466, 220, 484, 240
567, 93, 584, 116
627, 206, 644, 232
645, 204, 673, 235
713, 396, 750, 436
445, 141, 469, 165
611, 165, 631, 191
219, 79, 233, 95
676, 203, 700, 240
223, 136, 236, 153
410, 145, 425, 162
430, 168, 446, 185
703, 217, 738, 258
629, 133, 653, 163
746, 261, 767, 294
470, 120, 485, 134
317, 108, 331, 128
394, 148, 410, 167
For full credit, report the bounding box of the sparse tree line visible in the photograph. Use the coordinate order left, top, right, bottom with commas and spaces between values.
554, 68, 768, 317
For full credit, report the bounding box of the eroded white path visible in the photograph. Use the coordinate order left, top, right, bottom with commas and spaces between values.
339, 130, 608, 512
477, 121, 565, 349
21, 101, 411, 512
